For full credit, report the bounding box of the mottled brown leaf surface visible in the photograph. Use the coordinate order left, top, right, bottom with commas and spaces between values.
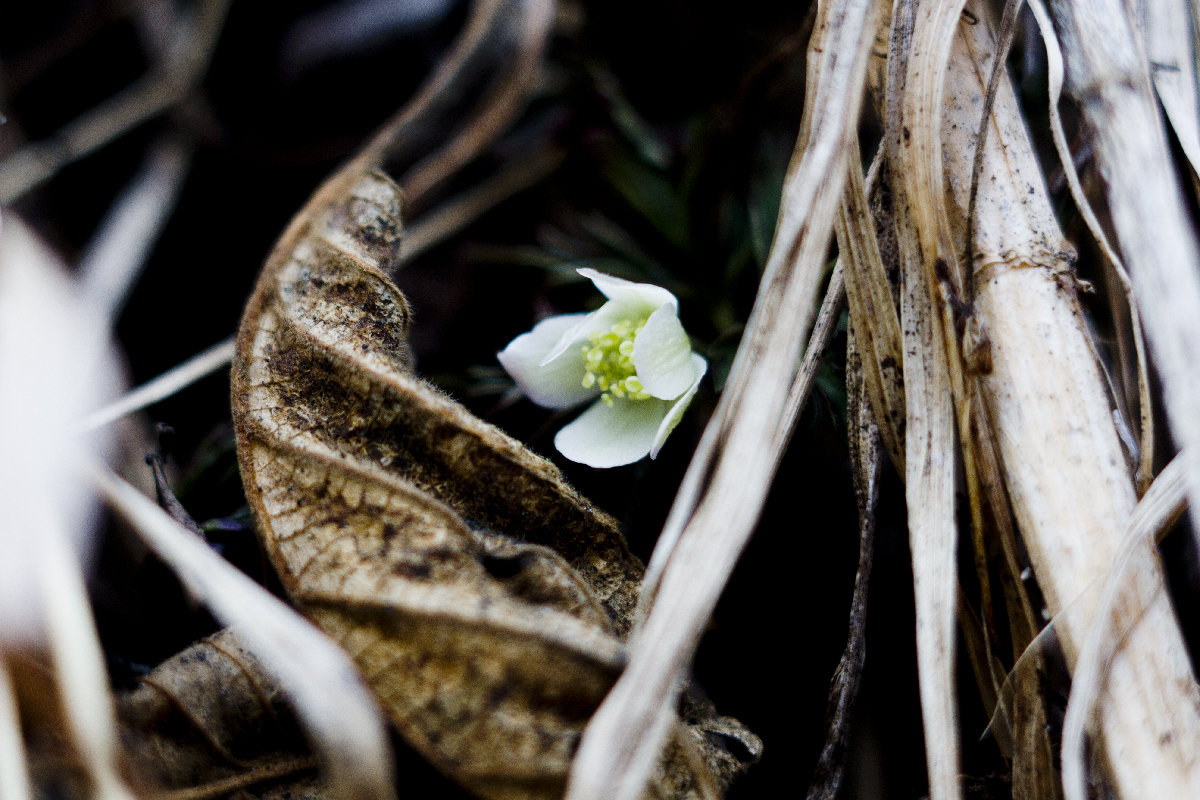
23, 628, 321, 800
117, 629, 320, 799
231, 169, 758, 800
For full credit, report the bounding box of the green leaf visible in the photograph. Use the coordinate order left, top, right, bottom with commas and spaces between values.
598, 143, 691, 250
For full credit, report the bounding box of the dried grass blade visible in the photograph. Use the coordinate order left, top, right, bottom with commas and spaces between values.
260, 0, 555, 336
0, 216, 129, 798
941, 5, 1200, 798
884, 2, 968, 797
895, 217, 961, 800
90, 466, 396, 800
1008, 667, 1057, 800
82, 337, 235, 432
1026, 0, 1155, 491
954, 592, 1011, 755
353, 0, 554, 210
650, 263, 840, 624
836, 146, 905, 470
1047, 0, 1200, 539
1145, 0, 1200, 177
1061, 453, 1192, 800
38, 521, 133, 800
564, 2, 881, 799
0, 664, 31, 800
0, 0, 230, 204
786, 264, 846, 459
79, 137, 191, 324
639, 262, 847, 601
804, 327, 880, 800
396, 146, 564, 266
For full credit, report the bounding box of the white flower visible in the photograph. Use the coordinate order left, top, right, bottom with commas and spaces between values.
498, 268, 707, 468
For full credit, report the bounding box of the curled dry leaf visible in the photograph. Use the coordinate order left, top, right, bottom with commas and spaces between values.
230, 169, 759, 799
30, 628, 322, 800
116, 629, 319, 799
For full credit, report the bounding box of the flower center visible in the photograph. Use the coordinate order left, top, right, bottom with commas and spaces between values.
580, 318, 652, 405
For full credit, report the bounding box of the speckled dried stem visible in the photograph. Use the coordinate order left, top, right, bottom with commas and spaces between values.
941, 6, 1200, 799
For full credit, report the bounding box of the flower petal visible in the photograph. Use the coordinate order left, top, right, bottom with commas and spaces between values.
650, 353, 707, 458
497, 314, 597, 409
578, 268, 678, 315
633, 305, 695, 399
539, 307, 611, 366
554, 397, 674, 468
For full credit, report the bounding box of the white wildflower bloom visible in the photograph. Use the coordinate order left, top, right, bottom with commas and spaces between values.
498, 268, 707, 468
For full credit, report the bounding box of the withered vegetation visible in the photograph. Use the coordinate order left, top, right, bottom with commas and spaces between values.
4, 2, 1200, 800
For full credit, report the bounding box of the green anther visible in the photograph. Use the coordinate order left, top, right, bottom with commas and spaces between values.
579, 317, 652, 403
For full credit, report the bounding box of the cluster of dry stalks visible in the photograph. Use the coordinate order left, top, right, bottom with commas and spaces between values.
591, 1, 1200, 799
595, 1, 1200, 799
4, 0, 1200, 799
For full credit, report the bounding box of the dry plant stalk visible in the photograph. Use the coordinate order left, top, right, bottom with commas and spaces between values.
0, 0, 231, 204
1143, 1, 1200, 179
566, 1, 880, 799
0, 217, 130, 800
884, 3, 969, 797
1022, 0, 1155, 494
1061, 452, 1195, 800
78, 137, 192, 325
804, 326, 882, 800
1048, 0, 1200, 558
962, 5, 1200, 798
868, 3, 1200, 797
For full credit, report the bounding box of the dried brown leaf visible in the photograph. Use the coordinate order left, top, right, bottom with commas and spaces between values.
92, 465, 396, 800
116, 629, 318, 799
215, 2, 755, 794
28, 628, 326, 800
230, 167, 758, 800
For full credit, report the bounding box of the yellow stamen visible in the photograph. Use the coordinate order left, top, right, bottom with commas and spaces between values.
579, 317, 653, 403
